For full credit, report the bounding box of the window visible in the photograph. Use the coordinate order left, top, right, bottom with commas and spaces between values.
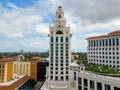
50, 76, 53, 80
51, 71, 53, 74
66, 67, 69, 70
56, 44, 58, 47
61, 76, 64, 80
102, 39, 104, 46
117, 52, 119, 55
56, 37, 58, 42
106, 39, 108, 46
56, 30, 63, 34
105, 84, 111, 90
113, 48, 115, 50
61, 44, 63, 46
90, 80, 94, 89
117, 57, 119, 59
55, 76, 58, 80
66, 64, 68, 66
61, 68, 63, 70
66, 37, 68, 42
55, 72, 58, 74
116, 38, 119, 46
116, 47, 119, 50
66, 71, 68, 74
51, 60, 53, 62
56, 47, 58, 49
51, 37, 53, 42
66, 76, 69, 80
97, 82, 102, 90
61, 37, 63, 42
66, 44, 68, 46
66, 47, 68, 49
99, 40, 101, 46
61, 60, 63, 62
109, 39, 111, 46
51, 67, 53, 70
51, 44, 53, 47
61, 72, 63, 74
97, 40, 98, 46
55, 68, 58, 70
113, 38, 115, 46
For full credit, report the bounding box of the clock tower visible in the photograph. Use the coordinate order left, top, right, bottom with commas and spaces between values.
47, 6, 73, 90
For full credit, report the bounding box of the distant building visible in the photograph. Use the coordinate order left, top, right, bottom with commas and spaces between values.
87, 30, 120, 68
17, 55, 25, 61
0, 58, 15, 83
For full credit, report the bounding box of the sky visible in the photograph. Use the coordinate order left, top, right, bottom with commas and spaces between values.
0, 0, 120, 52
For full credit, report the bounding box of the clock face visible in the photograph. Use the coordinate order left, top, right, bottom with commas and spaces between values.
32, 61, 35, 64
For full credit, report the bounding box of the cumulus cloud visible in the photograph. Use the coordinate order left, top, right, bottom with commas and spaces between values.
61, 0, 120, 25
0, 0, 120, 52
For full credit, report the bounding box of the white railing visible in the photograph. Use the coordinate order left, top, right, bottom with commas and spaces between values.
78, 71, 120, 84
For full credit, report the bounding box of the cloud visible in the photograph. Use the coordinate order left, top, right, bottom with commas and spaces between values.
61, 0, 120, 25
0, 0, 120, 52
7, 3, 18, 9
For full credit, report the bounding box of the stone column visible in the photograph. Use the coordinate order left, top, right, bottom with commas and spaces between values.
88, 79, 90, 90
94, 81, 97, 90
102, 83, 105, 90
82, 78, 84, 90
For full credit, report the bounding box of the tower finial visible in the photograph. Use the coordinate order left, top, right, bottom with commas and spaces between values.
58, 6, 62, 8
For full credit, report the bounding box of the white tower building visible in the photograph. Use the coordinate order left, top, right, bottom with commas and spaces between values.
46, 6, 73, 90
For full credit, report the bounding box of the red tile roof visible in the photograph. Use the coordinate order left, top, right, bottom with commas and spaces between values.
0, 75, 30, 90
87, 30, 120, 40
0, 57, 16, 62
30, 57, 41, 61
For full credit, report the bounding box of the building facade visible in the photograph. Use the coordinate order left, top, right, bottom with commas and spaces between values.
30, 57, 41, 81
0, 58, 14, 83
46, 6, 73, 90
76, 70, 120, 90
13, 61, 30, 77
87, 30, 120, 68
37, 60, 49, 81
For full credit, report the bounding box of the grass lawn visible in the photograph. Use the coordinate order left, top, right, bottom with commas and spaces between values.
86, 64, 120, 74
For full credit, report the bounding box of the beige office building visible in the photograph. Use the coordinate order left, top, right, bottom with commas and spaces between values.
13, 61, 30, 77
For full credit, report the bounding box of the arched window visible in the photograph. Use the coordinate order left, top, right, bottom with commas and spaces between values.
58, 15, 61, 19
56, 30, 63, 34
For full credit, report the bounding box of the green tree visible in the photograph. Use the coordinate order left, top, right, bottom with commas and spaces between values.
28, 78, 37, 87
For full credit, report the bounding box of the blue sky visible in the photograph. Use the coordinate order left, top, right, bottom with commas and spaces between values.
0, 0, 120, 52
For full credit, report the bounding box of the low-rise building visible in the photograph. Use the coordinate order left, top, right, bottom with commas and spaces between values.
0, 58, 15, 83
13, 61, 30, 77
30, 57, 41, 81
0, 75, 30, 90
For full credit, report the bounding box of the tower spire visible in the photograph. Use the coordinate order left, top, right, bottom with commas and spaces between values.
56, 6, 64, 20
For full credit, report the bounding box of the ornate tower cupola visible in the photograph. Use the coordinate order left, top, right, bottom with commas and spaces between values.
56, 6, 64, 20
46, 6, 74, 90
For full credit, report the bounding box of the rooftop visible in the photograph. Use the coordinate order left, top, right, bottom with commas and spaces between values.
30, 57, 41, 61
0, 57, 16, 62
77, 70, 120, 84
0, 75, 30, 90
87, 30, 120, 39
